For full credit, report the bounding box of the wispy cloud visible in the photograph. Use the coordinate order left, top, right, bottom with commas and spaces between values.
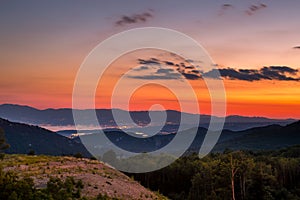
138, 58, 160, 65
245, 3, 267, 16
218, 3, 267, 16
115, 11, 153, 26
131, 58, 202, 80
164, 61, 175, 66
127, 66, 181, 80
132, 65, 149, 71
218, 4, 234, 16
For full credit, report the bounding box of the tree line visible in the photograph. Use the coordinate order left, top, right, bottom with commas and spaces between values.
128, 146, 300, 200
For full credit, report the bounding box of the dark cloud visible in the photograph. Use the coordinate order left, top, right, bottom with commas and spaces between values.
293, 46, 300, 49
222, 4, 234, 8
191, 70, 201, 74
260, 67, 298, 81
156, 68, 174, 74
181, 73, 201, 80
218, 3, 267, 17
115, 11, 153, 26
177, 62, 195, 70
127, 74, 180, 80
164, 61, 175, 66
238, 69, 258, 74
218, 4, 234, 16
128, 67, 181, 80
174, 62, 202, 80
132, 58, 299, 82
184, 66, 195, 70
132, 65, 149, 71
245, 3, 267, 16
221, 68, 268, 81
260, 3, 267, 8
268, 66, 298, 74
204, 66, 299, 81
136, 57, 202, 69
131, 57, 204, 80
184, 59, 202, 64
138, 58, 160, 65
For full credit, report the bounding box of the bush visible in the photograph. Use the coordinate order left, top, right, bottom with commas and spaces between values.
27, 150, 35, 156
0, 167, 85, 200
74, 153, 83, 158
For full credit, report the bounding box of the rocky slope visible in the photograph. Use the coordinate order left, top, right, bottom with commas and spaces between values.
1, 154, 167, 200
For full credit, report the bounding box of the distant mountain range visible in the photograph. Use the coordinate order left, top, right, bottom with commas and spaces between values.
0, 104, 296, 131
1, 116, 299, 157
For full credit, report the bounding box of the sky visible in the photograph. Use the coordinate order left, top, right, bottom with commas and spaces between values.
0, 0, 300, 118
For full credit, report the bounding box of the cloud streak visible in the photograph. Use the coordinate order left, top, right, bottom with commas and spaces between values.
127, 66, 181, 80
204, 66, 300, 81
132, 58, 202, 80
218, 3, 267, 16
115, 11, 153, 26
138, 58, 160, 65
218, 4, 234, 16
245, 3, 267, 16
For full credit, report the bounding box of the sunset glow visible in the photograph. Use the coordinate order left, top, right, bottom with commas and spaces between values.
1, 0, 300, 119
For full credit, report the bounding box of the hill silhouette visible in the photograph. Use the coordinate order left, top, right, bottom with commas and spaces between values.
213, 121, 300, 151
0, 116, 299, 156
0, 118, 91, 157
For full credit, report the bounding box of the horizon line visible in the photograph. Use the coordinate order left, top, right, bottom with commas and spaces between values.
0, 103, 297, 120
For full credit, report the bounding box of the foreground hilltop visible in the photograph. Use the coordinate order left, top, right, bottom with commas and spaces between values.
1, 154, 166, 200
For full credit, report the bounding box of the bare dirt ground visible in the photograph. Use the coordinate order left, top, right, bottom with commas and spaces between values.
2, 154, 167, 200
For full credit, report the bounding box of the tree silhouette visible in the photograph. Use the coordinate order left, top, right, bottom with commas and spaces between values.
0, 128, 9, 159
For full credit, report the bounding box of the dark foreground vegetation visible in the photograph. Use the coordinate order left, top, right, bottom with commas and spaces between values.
129, 146, 300, 200
1, 126, 300, 199
0, 172, 84, 200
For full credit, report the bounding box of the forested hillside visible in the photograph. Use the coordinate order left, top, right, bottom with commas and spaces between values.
129, 146, 300, 200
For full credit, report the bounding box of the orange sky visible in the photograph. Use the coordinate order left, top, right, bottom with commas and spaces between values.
90, 50, 300, 119
1, 46, 299, 119
1, 1, 300, 119
94, 77, 300, 119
